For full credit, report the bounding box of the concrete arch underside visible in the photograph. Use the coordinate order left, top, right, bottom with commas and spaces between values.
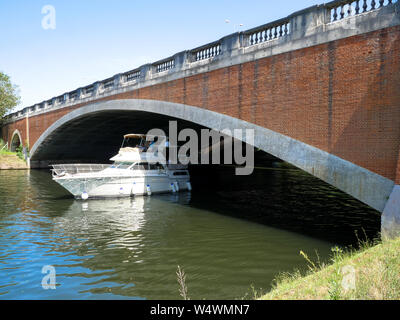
31, 99, 394, 214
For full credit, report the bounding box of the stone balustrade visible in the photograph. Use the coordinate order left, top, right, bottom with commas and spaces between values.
191, 41, 222, 62
125, 70, 141, 82
245, 18, 291, 46
327, 0, 396, 22
154, 58, 175, 73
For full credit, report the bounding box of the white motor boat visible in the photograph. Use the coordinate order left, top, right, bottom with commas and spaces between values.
50, 134, 191, 199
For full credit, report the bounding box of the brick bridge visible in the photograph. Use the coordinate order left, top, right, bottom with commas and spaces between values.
2, 0, 400, 238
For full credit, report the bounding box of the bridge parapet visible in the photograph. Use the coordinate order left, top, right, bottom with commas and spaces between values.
328, 0, 396, 22
245, 17, 291, 47
191, 41, 222, 62
4, 0, 399, 123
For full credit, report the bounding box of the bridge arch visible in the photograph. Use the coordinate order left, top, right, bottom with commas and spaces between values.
10, 129, 22, 152
31, 99, 393, 213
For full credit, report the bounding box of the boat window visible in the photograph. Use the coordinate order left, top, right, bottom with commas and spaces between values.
147, 163, 165, 170
139, 162, 149, 170
131, 162, 149, 170
156, 163, 164, 170
173, 171, 188, 176
115, 162, 132, 169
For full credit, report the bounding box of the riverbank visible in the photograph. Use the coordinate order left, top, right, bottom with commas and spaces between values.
0, 151, 29, 169
260, 237, 400, 300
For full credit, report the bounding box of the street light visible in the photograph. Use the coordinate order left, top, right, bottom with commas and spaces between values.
225, 19, 244, 32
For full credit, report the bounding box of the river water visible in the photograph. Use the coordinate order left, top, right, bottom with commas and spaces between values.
0, 165, 380, 300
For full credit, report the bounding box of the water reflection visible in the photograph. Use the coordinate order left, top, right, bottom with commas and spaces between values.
190, 165, 381, 245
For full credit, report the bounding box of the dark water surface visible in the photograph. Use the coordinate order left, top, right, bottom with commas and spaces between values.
0, 166, 380, 299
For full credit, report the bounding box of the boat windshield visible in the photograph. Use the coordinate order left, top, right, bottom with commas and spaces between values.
121, 135, 167, 152
122, 136, 145, 149
110, 162, 133, 169
109, 162, 165, 170
130, 162, 165, 170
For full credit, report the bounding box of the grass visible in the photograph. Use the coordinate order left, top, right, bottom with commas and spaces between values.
259, 235, 400, 300
0, 149, 15, 156
0, 140, 28, 169
174, 235, 400, 300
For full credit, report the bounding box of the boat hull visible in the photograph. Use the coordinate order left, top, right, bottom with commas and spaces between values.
54, 174, 190, 199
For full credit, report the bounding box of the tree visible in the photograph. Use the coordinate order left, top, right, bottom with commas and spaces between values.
0, 72, 20, 120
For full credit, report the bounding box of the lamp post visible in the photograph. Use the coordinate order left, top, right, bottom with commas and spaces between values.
225, 19, 244, 32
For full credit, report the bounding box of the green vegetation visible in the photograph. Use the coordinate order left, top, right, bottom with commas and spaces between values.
0, 139, 8, 153
174, 235, 400, 300
259, 236, 400, 300
15, 145, 26, 161
0, 139, 28, 169
0, 71, 20, 122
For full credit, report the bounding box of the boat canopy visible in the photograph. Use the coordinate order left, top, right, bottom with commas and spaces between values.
123, 134, 167, 140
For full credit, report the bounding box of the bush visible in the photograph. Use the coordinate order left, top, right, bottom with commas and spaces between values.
0, 139, 11, 154
15, 145, 25, 160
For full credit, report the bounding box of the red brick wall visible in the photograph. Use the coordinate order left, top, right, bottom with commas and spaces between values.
3, 25, 400, 182
3, 117, 26, 146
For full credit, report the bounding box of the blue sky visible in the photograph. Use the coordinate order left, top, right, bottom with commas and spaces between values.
0, 0, 322, 111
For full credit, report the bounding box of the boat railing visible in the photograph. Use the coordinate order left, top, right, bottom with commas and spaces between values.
50, 164, 110, 177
